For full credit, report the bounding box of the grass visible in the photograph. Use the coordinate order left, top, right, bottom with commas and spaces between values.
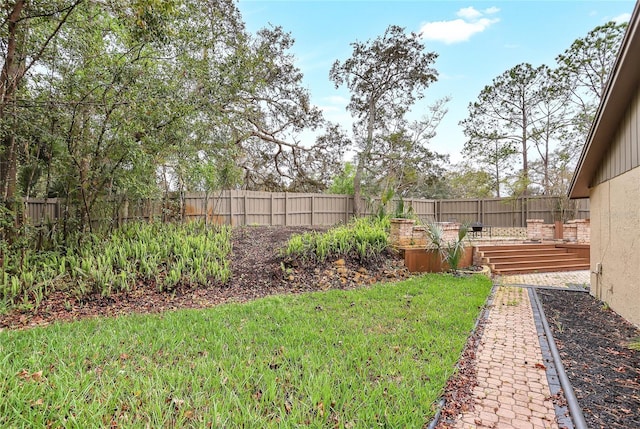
0, 274, 491, 428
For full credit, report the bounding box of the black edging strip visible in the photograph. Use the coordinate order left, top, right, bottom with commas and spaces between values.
527, 287, 574, 429
426, 283, 497, 429
529, 287, 589, 429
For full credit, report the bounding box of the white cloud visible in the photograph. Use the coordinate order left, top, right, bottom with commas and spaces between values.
419, 6, 500, 44
611, 12, 631, 23
457, 6, 482, 20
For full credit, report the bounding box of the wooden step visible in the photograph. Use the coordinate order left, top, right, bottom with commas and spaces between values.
491, 258, 589, 270
480, 248, 569, 258
476, 243, 590, 275
476, 244, 557, 252
484, 253, 581, 264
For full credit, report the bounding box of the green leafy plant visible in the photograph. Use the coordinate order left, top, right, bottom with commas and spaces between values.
425, 222, 470, 273
0, 221, 232, 310
393, 196, 414, 219
282, 217, 388, 263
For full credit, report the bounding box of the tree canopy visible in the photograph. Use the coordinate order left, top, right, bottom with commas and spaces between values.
330, 25, 445, 214
0, 3, 629, 240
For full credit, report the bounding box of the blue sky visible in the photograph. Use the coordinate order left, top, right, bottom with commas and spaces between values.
237, 0, 635, 164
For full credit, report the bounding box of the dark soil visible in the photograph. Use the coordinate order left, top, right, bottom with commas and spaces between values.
0, 226, 410, 330
537, 289, 640, 429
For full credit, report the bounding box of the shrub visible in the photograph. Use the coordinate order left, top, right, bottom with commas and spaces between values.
282, 217, 389, 263
425, 222, 470, 273
0, 222, 232, 310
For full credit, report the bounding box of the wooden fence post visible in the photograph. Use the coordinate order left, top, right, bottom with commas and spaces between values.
229, 190, 234, 226
244, 194, 248, 226
311, 194, 315, 226
270, 193, 274, 226
284, 193, 288, 226
344, 196, 349, 223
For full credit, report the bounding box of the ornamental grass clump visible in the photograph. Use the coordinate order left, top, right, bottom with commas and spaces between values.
282, 217, 388, 263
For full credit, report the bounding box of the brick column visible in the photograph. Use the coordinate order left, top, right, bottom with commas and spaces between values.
389, 218, 416, 246
526, 219, 544, 241
542, 224, 555, 241
441, 222, 461, 244
563, 223, 577, 242
568, 219, 590, 243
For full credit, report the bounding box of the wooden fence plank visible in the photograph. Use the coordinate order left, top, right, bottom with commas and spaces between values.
22, 194, 590, 228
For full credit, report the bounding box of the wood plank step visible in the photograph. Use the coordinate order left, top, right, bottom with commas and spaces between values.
491, 258, 589, 270
480, 248, 569, 258
484, 254, 582, 264
475, 244, 557, 252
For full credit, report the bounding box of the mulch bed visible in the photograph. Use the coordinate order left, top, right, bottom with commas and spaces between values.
0, 226, 410, 330
537, 289, 640, 429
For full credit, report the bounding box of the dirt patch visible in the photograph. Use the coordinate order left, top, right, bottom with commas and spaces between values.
537, 289, 640, 429
0, 226, 410, 330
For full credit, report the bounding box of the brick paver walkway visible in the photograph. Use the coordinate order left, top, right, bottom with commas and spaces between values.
453, 285, 561, 429
497, 270, 590, 288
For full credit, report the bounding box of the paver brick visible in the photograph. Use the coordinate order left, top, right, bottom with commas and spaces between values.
496, 408, 517, 419
510, 419, 534, 429
451, 282, 561, 429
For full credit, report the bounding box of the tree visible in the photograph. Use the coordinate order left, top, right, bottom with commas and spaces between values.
0, 0, 177, 216
330, 25, 439, 215
0, 0, 84, 222
555, 21, 627, 154
460, 63, 549, 196
362, 103, 449, 199
2, 0, 337, 238
444, 164, 495, 199
327, 162, 355, 195
529, 68, 573, 194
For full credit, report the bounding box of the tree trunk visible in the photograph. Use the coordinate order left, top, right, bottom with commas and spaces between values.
353, 97, 377, 217
0, 1, 26, 218
352, 155, 365, 216
495, 158, 501, 198
521, 102, 529, 196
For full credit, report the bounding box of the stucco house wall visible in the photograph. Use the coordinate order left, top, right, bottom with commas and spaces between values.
590, 168, 640, 326
570, 1, 640, 327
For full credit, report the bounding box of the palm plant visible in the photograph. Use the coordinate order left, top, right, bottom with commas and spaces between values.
425, 222, 470, 273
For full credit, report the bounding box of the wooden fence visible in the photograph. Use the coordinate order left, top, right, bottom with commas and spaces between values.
23, 191, 590, 228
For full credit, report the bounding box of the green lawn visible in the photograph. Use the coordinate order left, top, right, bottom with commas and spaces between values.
0, 274, 491, 428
